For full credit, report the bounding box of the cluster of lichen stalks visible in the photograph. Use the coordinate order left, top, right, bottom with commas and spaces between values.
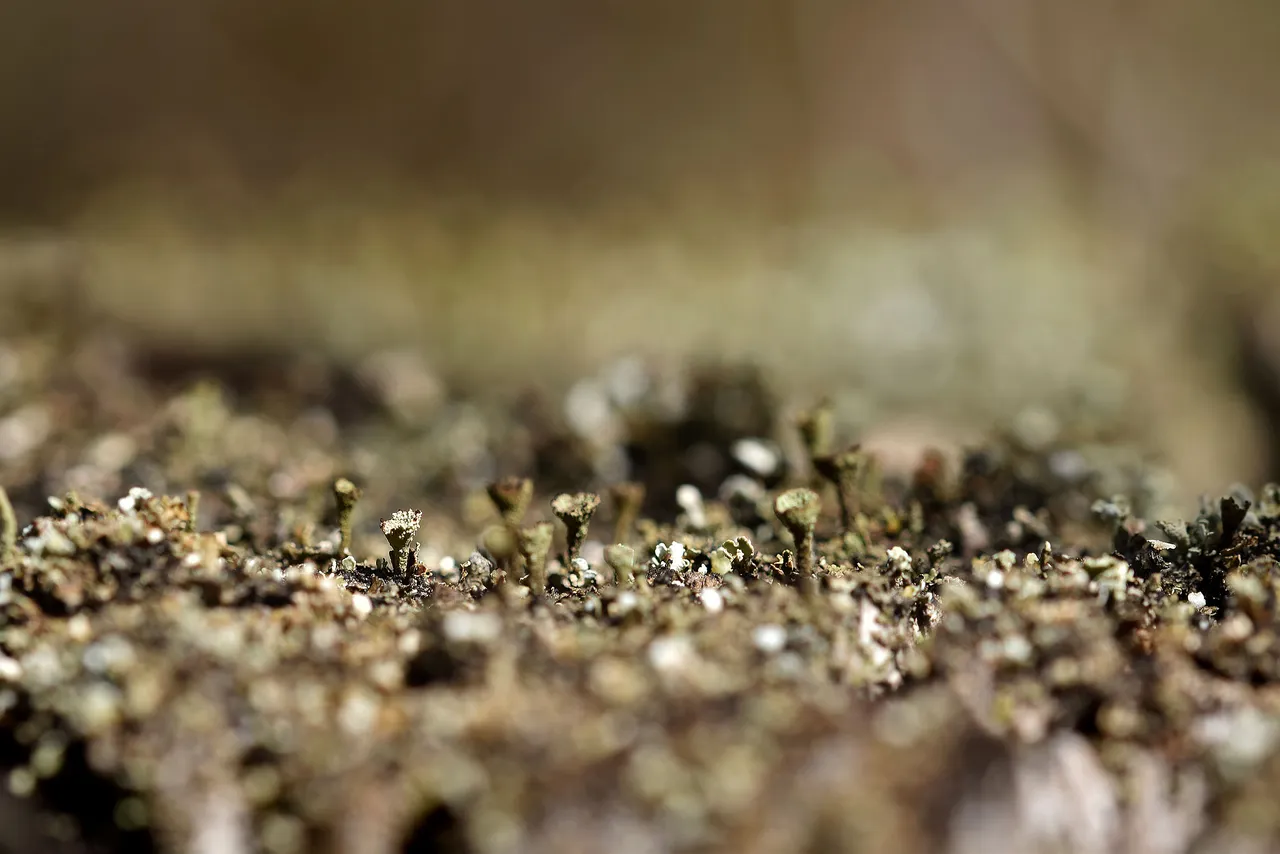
14, 387, 1280, 854
331, 403, 870, 607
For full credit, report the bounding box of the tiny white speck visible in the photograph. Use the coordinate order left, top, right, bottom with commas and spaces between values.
442, 611, 502, 645
1003, 635, 1033, 664
8, 767, 36, 797
886, 546, 912, 573
752, 624, 787, 654
0, 654, 22, 682
351, 593, 373, 618
676, 484, 707, 529
66, 613, 91, 642
648, 636, 692, 672
1188, 591, 1206, 609
732, 438, 781, 477
117, 487, 152, 514
699, 588, 724, 613
613, 592, 641, 616
311, 624, 340, 653
719, 474, 765, 504
338, 690, 380, 737
398, 629, 422, 656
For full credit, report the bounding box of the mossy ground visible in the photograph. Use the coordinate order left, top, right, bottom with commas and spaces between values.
2, 322, 1280, 854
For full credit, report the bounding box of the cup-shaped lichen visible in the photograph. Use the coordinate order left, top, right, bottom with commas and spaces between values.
796, 399, 835, 462
609, 482, 646, 544
380, 509, 421, 580
774, 487, 821, 579
481, 524, 520, 599
604, 543, 637, 587
551, 492, 600, 562
814, 446, 866, 530
518, 522, 555, 597
333, 478, 363, 555
487, 477, 533, 530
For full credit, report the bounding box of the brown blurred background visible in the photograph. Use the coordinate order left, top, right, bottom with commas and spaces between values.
2, 0, 1280, 505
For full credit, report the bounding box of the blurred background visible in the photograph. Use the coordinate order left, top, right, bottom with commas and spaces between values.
2, 0, 1280, 505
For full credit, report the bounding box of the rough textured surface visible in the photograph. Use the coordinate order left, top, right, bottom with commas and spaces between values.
2, 324, 1280, 853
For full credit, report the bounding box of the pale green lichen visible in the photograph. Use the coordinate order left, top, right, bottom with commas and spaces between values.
604, 543, 637, 587
609, 481, 646, 544
774, 487, 821, 580
814, 446, 868, 530
795, 398, 835, 462
487, 477, 533, 530
551, 492, 600, 561
380, 508, 421, 579
518, 522, 554, 596
333, 478, 363, 555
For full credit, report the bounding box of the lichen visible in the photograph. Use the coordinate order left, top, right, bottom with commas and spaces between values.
2, 336, 1279, 854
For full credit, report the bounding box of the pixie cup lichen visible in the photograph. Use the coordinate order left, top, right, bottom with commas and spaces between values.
796, 399, 835, 463
518, 522, 555, 597
814, 446, 867, 530
380, 508, 422, 580
774, 487, 821, 581
487, 477, 533, 530
609, 481, 645, 544
333, 478, 363, 555
604, 543, 638, 587
552, 492, 600, 562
